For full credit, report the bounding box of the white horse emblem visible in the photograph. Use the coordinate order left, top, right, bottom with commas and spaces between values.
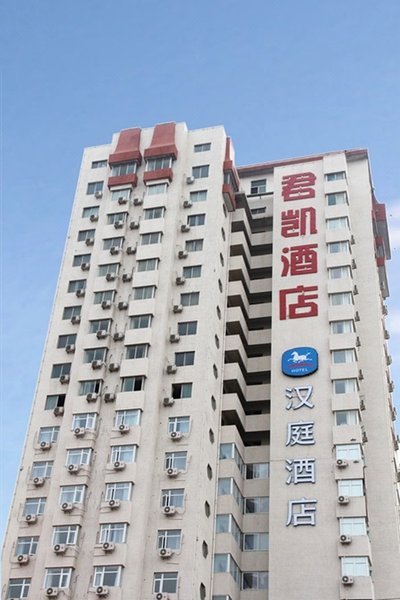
289, 351, 311, 363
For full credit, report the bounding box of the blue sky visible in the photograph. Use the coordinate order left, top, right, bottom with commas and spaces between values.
1, 0, 399, 540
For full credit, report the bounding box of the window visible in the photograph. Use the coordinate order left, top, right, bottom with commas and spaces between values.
180, 291, 199, 306
147, 182, 168, 195
341, 556, 370, 577
326, 217, 350, 230
338, 479, 364, 497
330, 320, 354, 334
245, 463, 269, 479
219, 443, 244, 470
67, 279, 86, 293
190, 190, 207, 203
336, 444, 362, 461
335, 411, 359, 426
140, 232, 162, 245
332, 349, 356, 364
192, 165, 209, 179
87, 181, 103, 195
157, 529, 181, 550
213, 597, 232, 600
153, 572, 178, 594
178, 321, 197, 336
23, 497, 46, 516
77, 229, 95, 242
71, 413, 97, 430
185, 239, 203, 252
89, 319, 112, 334
133, 286, 156, 300
31, 461, 53, 479
79, 380, 102, 395
218, 478, 243, 510
328, 266, 352, 279
91, 160, 107, 169
98, 263, 119, 276
250, 179, 267, 195
110, 445, 137, 463
213, 554, 240, 585
144, 206, 165, 220
329, 292, 353, 306
161, 488, 184, 508
44, 394, 65, 410
93, 290, 115, 304
15, 536, 39, 556
62, 306, 81, 320
326, 192, 348, 206
325, 171, 346, 181
115, 410, 141, 427
146, 157, 173, 171
165, 451, 187, 471
251, 207, 266, 215
82, 206, 99, 218
6, 578, 31, 598
168, 416, 190, 434
105, 482, 133, 501
129, 314, 152, 329
121, 376, 145, 392
339, 517, 367, 536
194, 143, 211, 152
187, 214, 205, 226
137, 258, 159, 272
93, 565, 122, 587
182, 265, 201, 278
241, 572, 268, 590
59, 484, 86, 505
111, 161, 136, 176
52, 525, 79, 546
216, 514, 241, 546
175, 351, 195, 366
38, 426, 59, 444
244, 496, 269, 514
57, 334, 77, 349
73, 253, 91, 267
125, 344, 149, 359
84, 347, 107, 363
243, 533, 269, 551
333, 378, 358, 394
51, 363, 71, 378
66, 448, 92, 466
99, 523, 128, 544
171, 382, 192, 399
110, 188, 130, 202
107, 211, 128, 225
103, 236, 124, 250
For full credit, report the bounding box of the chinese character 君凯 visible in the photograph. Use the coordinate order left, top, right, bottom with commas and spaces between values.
282, 172, 316, 202
286, 498, 317, 526
286, 459, 316, 484
281, 207, 317, 237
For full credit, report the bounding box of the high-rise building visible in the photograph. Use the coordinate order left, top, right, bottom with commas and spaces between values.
3, 122, 400, 600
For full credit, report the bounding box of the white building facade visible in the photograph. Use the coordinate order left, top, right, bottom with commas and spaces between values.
2, 122, 400, 600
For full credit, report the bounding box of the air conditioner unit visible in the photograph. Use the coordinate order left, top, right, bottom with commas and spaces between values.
133, 197, 143, 205
46, 587, 59, 597
33, 476, 45, 487
60, 374, 70, 384
354, 311, 360, 321
388, 381, 395, 393
353, 285, 359, 295
53, 543, 66, 554
65, 344, 75, 354
386, 354, 392, 365
118, 196, 128, 205
40, 441, 51, 450
341, 575, 354, 585
53, 406, 64, 417
85, 237, 95, 246
92, 360, 104, 369
109, 362, 120, 372
338, 495, 350, 504
118, 301, 128, 310
178, 250, 188, 259
118, 424, 130, 434
101, 300, 112, 309
359, 398, 366, 411
17, 553, 29, 564
159, 547, 173, 558
130, 220, 140, 229
350, 235, 355, 245
362, 428, 368, 443
336, 459, 348, 468
102, 542, 115, 553
71, 315, 81, 324
86, 393, 98, 403
96, 586, 110, 597
166, 467, 178, 477
74, 427, 86, 437
95, 191, 103, 199
169, 431, 182, 441
181, 224, 190, 232
163, 397, 175, 407
113, 461, 125, 470
25, 514, 37, 524
351, 259, 357, 269
76, 288, 85, 297
155, 594, 169, 600
114, 220, 124, 229
103, 392, 116, 403
122, 273, 132, 282
61, 502, 74, 512
382, 303, 388, 315
162, 505, 176, 516
166, 364, 177, 374
358, 369, 364, 380
356, 336, 361, 347
186, 176, 195, 184
110, 246, 120, 255
384, 329, 390, 340
126, 245, 137, 255
173, 304, 183, 313
81, 262, 90, 271
183, 200, 193, 208
175, 276, 185, 285
108, 499, 120, 509
106, 272, 117, 281
90, 214, 99, 222
68, 464, 80, 474
169, 333, 180, 343
339, 534, 352, 544
96, 329, 108, 339
113, 332, 125, 341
